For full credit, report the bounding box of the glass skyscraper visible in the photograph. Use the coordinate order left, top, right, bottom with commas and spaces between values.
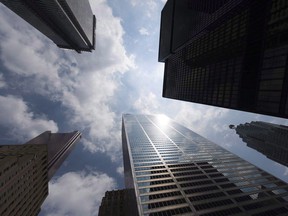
122, 114, 288, 215
231, 121, 288, 167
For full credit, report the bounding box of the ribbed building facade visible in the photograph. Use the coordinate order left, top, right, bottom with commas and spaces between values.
0, 131, 81, 215
0, 144, 48, 216
232, 121, 288, 167
159, 0, 288, 118
122, 114, 288, 215
0, 0, 96, 52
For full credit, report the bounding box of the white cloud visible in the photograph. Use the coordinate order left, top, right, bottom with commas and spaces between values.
174, 103, 230, 138
129, 0, 159, 17
134, 92, 159, 114
116, 165, 124, 176
42, 171, 116, 216
139, 27, 150, 36
0, 95, 58, 141
0, 0, 134, 158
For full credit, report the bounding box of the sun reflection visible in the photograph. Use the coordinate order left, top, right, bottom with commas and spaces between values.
156, 114, 170, 128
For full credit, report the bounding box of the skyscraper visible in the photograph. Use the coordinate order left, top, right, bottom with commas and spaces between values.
25, 131, 81, 180
159, 0, 288, 118
0, 0, 96, 53
122, 114, 288, 215
0, 144, 48, 216
98, 189, 138, 216
230, 121, 288, 167
0, 131, 81, 216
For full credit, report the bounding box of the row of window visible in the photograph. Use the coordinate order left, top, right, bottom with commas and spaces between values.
140, 191, 182, 202
145, 206, 192, 216
142, 198, 186, 210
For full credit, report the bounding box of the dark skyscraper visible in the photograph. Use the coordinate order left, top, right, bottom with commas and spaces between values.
159, 0, 288, 118
122, 114, 288, 215
98, 189, 138, 216
231, 121, 288, 167
0, 0, 96, 53
0, 131, 81, 216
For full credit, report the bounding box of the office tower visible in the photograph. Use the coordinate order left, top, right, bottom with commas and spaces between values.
0, 144, 48, 216
0, 131, 81, 216
0, 0, 96, 53
230, 121, 288, 167
98, 189, 138, 216
25, 131, 81, 180
122, 114, 288, 215
159, 0, 288, 118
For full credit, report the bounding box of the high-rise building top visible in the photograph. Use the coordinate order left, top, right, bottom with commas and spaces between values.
25, 131, 81, 179
232, 121, 288, 167
159, 0, 288, 118
0, 0, 96, 53
122, 114, 288, 215
0, 131, 81, 215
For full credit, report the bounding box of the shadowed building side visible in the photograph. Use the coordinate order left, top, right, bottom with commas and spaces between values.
0, 131, 81, 216
98, 189, 138, 216
159, 0, 288, 118
0, 144, 48, 216
0, 0, 96, 53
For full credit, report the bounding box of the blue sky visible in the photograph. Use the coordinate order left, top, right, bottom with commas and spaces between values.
0, 0, 288, 215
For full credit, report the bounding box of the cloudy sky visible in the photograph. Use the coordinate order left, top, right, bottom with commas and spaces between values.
0, 0, 288, 215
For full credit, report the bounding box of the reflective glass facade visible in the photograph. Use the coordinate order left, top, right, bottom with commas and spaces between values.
123, 114, 288, 215
159, 0, 288, 118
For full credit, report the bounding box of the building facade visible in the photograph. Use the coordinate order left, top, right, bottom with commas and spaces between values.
122, 114, 288, 215
159, 0, 288, 118
0, 131, 81, 216
0, 144, 48, 216
231, 121, 288, 167
0, 0, 96, 53
98, 189, 138, 216
25, 131, 81, 180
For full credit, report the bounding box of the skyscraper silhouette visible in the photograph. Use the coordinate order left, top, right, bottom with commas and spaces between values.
159, 0, 288, 118
98, 189, 138, 216
122, 114, 288, 215
0, 131, 81, 216
0, 0, 96, 53
231, 121, 288, 167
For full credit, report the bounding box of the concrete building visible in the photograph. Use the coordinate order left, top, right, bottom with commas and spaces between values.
26, 131, 81, 180
159, 0, 288, 118
0, 0, 96, 53
0, 131, 81, 216
122, 114, 288, 215
0, 144, 48, 216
